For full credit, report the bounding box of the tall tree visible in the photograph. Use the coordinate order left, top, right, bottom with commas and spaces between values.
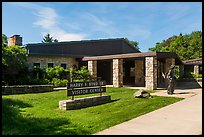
149, 31, 202, 60
42, 33, 58, 43
2, 34, 7, 48
2, 34, 29, 85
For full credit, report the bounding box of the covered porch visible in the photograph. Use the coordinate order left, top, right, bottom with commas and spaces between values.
82, 52, 183, 90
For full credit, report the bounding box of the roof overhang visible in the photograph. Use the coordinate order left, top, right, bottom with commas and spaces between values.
82, 52, 184, 65
182, 58, 202, 65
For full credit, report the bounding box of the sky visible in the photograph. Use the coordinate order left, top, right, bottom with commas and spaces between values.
2, 2, 202, 52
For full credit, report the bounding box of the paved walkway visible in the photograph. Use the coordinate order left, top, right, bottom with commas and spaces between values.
95, 84, 202, 135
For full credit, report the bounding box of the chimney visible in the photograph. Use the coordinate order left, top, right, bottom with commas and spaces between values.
8, 35, 22, 46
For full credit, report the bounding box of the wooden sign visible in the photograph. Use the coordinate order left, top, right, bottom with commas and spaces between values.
67, 87, 106, 96
67, 81, 106, 97
68, 81, 106, 88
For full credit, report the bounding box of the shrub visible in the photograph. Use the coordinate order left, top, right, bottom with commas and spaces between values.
46, 66, 69, 80
51, 78, 68, 87
174, 65, 180, 79
30, 67, 46, 79
29, 78, 50, 85
70, 66, 92, 82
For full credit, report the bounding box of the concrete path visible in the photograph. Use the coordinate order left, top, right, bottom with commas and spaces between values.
94, 86, 202, 135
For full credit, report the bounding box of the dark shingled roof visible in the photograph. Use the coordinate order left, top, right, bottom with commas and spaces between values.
25, 38, 140, 57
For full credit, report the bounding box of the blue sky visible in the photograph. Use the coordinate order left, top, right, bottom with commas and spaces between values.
2, 2, 202, 52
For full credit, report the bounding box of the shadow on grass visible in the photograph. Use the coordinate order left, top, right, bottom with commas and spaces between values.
109, 98, 120, 103
2, 98, 91, 135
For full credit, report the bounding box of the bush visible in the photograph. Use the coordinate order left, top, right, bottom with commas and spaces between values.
46, 66, 69, 80
70, 66, 92, 82
30, 67, 46, 79
29, 78, 50, 85
193, 73, 202, 78
51, 78, 68, 87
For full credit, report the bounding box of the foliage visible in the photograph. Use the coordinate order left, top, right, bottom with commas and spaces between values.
2, 34, 7, 48
188, 72, 202, 78
51, 78, 68, 87
69, 66, 93, 82
174, 66, 180, 79
46, 66, 69, 80
2, 87, 183, 135
124, 38, 140, 52
149, 31, 202, 60
29, 78, 50, 85
2, 40, 29, 85
30, 67, 46, 79
76, 66, 92, 81
42, 33, 58, 43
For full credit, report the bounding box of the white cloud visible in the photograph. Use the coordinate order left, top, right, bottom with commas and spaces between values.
81, 12, 120, 36
12, 2, 87, 41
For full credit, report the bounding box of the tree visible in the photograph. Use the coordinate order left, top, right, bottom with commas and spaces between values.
2, 35, 29, 85
149, 31, 202, 60
2, 34, 7, 48
42, 33, 53, 43
54, 39, 58, 43
42, 33, 58, 43
124, 38, 140, 52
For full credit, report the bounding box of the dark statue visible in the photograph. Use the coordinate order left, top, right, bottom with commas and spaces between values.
166, 65, 176, 95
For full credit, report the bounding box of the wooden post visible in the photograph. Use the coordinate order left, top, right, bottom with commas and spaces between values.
71, 95, 74, 100
98, 77, 102, 97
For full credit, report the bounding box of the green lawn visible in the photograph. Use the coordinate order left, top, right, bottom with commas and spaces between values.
2, 87, 183, 135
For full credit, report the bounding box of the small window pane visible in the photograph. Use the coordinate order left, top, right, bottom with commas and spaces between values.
33, 63, 40, 68
61, 64, 66, 69
48, 63, 54, 68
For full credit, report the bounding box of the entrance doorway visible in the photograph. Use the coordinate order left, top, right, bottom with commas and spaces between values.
123, 59, 135, 85
97, 60, 113, 84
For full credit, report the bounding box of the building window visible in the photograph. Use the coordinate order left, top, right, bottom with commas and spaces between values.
61, 64, 66, 69
33, 63, 40, 68
48, 63, 54, 68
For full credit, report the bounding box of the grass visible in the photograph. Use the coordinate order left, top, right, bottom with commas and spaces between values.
2, 87, 183, 135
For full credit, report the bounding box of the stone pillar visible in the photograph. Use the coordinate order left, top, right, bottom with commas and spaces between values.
135, 59, 144, 87
88, 60, 97, 79
164, 58, 175, 87
194, 65, 199, 76
113, 59, 123, 87
145, 57, 157, 90
179, 65, 184, 78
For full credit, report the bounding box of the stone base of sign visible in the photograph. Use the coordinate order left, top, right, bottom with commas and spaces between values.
59, 95, 111, 110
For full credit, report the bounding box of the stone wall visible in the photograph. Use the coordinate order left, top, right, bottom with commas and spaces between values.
2, 85, 53, 95
145, 57, 157, 90
88, 60, 97, 78
27, 55, 79, 70
113, 59, 123, 87
59, 95, 111, 110
135, 59, 145, 86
